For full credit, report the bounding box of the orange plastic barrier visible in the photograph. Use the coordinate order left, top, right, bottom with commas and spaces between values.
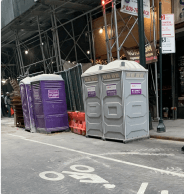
11, 107, 14, 115
68, 112, 86, 136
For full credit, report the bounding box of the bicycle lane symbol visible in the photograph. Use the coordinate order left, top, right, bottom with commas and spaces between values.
39, 165, 116, 189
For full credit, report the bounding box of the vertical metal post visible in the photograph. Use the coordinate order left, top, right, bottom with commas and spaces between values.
0, 21, 3, 117
86, 14, 93, 62
112, 0, 120, 60
157, 2, 166, 132
152, 0, 159, 120
171, 54, 176, 119
45, 32, 52, 73
50, 48, 54, 73
71, 21, 78, 63
53, 9, 63, 71
15, 31, 24, 75
138, 0, 146, 68
19, 45, 25, 75
171, 0, 176, 120
37, 16, 47, 74
15, 34, 22, 75
90, 13, 96, 64
102, 4, 110, 63
51, 14, 60, 72
15, 43, 23, 75
15, 49, 21, 76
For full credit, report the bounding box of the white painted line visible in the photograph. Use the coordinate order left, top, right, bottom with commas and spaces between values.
103, 184, 116, 189
39, 171, 64, 181
70, 165, 95, 173
137, 183, 148, 194
161, 191, 168, 194
8, 134, 184, 178
8, 134, 25, 138
62, 171, 109, 183
101, 152, 174, 156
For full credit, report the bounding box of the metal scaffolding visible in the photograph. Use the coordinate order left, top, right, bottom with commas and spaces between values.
1, 1, 103, 77
1, 0, 160, 117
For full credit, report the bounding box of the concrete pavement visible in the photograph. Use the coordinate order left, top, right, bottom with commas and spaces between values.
150, 119, 184, 142
1, 117, 184, 194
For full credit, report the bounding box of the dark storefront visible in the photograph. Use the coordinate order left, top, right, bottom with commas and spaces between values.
176, 35, 184, 118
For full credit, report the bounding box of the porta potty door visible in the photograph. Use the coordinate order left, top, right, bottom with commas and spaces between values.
20, 84, 30, 130
123, 71, 149, 141
25, 84, 36, 133
101, 72, 124, 140
31, 82, 45, 132
82, 75, 102, 137
40, 80, 68, 132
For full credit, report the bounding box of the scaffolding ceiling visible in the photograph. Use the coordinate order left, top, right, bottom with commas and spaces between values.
1, 0, 101, 49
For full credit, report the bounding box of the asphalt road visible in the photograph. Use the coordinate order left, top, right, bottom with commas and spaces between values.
1, 117, 184, 194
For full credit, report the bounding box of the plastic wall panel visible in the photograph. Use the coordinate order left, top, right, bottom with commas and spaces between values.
101, 74, 124, 140
25, 84, 36, 132
20, 84, 30, 130
123, 72, 149, 140
31, 82, 45, 130
82, 78, 103, 137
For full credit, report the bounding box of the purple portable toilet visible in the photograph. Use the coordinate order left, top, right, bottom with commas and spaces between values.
19, 77, 36, 133
30, 74, 69, 133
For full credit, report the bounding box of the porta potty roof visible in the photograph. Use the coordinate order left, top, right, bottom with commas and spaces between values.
30, 74, 63, 83
81, 60, 147, 77
19, 77, 32, 85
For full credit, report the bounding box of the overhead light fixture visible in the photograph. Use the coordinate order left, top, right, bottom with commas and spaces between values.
41, 42, 44, 45
25, 50, 28, 54
102, 0, 105, 6
87, 50, 90, 54
99, 28, 103, 34
2, 80, 6, 84
68, 61, 70, 63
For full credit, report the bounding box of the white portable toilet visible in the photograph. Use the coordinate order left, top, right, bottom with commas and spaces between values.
81, 65, 103, 138
81, 60, 149, 143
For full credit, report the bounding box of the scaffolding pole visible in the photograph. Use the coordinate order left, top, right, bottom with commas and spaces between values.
15, 31, 24, 75
71, 21, 78, 63
51, 14, 60, 72
86, 14, 93, 62
37, 16, 47, 74
102, 4, 110, 63
90, 13, 96, 64
112, 0, 120, 60
53, 8, 63, 71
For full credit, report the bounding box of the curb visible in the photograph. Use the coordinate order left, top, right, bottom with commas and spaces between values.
150, 135, 184, 142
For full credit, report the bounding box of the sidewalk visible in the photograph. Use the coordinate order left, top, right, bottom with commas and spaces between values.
150, 119, 184, 142
1, 117, 14, 126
